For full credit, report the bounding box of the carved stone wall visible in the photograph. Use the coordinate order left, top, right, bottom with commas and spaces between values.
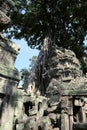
35, 38, 83, 96
0, 37, 20, 67
0, 1, 21, 130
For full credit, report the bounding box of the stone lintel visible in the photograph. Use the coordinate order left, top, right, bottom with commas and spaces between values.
0, 76, 18, 95
73, 123, 87, 130
62, 89, 87, 96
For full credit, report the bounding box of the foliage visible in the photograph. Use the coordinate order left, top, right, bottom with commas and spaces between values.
21, 55, 37, 86
21, 68, 30, 87
29, 55, 37, 72
81, 58, 87, 74
6, 0, 87, 69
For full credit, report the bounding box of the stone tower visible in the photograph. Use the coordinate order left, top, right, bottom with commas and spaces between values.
0, 1, 21, 130
35, 38, 82, 96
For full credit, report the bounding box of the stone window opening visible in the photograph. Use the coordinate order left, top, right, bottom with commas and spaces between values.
66, 73, 69, 77
73, 97, 83, 123
0, 93, 5, 120
38, 102, 42, 111
86, 113, 87, 121
31, 85, 33, 90
23, 101, 33, 116
38, 126, 42, 130
73, 105, 82, 122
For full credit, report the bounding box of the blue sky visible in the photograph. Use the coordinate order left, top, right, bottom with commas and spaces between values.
12, 39, 39, 71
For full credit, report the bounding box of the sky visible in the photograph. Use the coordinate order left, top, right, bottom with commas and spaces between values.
12, 39, 39, 71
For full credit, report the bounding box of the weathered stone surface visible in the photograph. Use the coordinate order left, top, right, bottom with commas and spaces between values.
0, 0, 14, 31
0, 1, 21, 130
0, 10, 10, 25
0, 0, 15, 14
0, 76, 18, 95
0, 35, 20, 67
34, 38, 87, 96
0, 64, 20, 80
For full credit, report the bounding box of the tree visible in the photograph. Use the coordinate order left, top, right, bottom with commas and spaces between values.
29, 56, 37, 72
21, 68, 30, 87
21, 55, 37, 87
81, 58, 87, 74
6, 0, 87, 62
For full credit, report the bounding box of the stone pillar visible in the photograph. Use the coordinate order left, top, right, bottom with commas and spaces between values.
61, 96, 73, 130
61, 96, 69, 130
68, 96, 73, 130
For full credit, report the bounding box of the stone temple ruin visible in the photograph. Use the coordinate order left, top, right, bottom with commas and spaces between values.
14, 37, 87, 130
1, 1, 87, 130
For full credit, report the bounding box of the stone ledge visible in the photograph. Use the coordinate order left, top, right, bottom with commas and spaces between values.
0, 41, 19, 55
0, 63, 21, 81
62, 89, 87, 95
